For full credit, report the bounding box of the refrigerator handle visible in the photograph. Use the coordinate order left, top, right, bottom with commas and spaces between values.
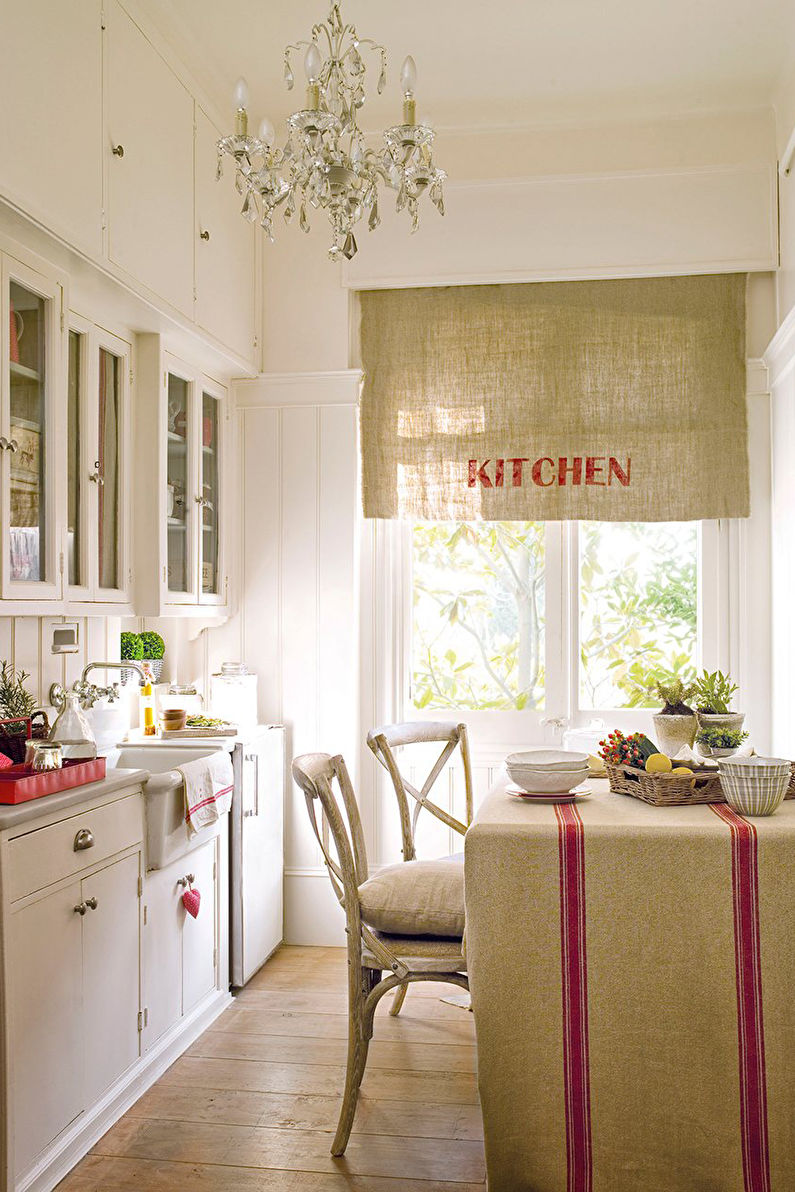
243, 751, 260, 817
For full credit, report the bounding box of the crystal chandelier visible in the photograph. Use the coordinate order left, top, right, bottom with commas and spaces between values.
217, 2, 445, 261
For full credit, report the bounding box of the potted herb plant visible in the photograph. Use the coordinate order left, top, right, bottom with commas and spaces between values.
120, 631, 144, 685
139, 631, 166, 682
650, 676, 698, 756
695, 726, 748, 759
0, 662, 43, 763
692, 669, 744, 736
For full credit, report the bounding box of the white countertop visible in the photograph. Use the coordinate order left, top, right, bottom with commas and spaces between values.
0, 768, 149, 830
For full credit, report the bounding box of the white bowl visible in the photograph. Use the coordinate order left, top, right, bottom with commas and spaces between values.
506, 749, 589, 772
506, 766, 589, 794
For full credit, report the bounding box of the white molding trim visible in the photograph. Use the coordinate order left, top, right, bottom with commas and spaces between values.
764, 303, 795, 387
746, 358, 770, 397
235, 370, 363, 408
343, 164, 777, 290
19, 988, 232, 1192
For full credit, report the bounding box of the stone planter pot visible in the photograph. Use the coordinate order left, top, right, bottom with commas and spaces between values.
696, 711, 745, 734
652, 713, 698, 757
695, 711, 745, 759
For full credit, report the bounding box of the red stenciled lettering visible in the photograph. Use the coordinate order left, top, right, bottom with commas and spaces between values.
585, 457, 606, 486
608, 457, 631, 486
508, 457, 530, 486
531, 458, 555, 487
495, 458, 505, 487
558, 457, 583, 486
468, 459, 493, 488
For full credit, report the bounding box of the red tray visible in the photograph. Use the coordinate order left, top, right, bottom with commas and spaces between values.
0, 757, 107, 804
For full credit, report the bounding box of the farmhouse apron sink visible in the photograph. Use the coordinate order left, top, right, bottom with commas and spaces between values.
107, 745, 228, 869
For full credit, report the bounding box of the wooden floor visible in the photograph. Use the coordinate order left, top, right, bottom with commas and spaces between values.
57, 946, 485, 1190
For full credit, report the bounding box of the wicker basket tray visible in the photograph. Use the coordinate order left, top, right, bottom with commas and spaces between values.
605, 761, 795, 808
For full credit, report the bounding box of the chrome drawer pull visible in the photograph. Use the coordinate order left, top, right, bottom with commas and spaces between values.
74, 828, 95, 851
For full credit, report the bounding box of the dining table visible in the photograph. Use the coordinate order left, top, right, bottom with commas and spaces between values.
464, 773, 795, 1192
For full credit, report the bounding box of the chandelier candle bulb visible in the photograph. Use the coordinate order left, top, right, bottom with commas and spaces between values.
233, 76, 249, 135
401, 55, 418, 124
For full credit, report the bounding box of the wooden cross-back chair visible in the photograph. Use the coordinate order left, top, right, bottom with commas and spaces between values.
366, 721, 474, 863
292, 752, 468, 1156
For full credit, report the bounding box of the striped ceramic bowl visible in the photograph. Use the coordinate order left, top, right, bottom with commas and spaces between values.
716, 757, 791, 817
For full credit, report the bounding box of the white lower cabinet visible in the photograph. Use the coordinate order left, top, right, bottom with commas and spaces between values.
6, 792, 144, 1183
142, 833, 220, 1050
0, 784, 230, 1192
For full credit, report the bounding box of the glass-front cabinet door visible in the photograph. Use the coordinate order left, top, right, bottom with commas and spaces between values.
67, 321, 130, 604
161, 359, 225, 608
165, 368, 196, 602
1, 255, 63, 600
199, 386, 224, 604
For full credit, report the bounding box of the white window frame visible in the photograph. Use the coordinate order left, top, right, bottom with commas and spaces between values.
369, 517, 745, 752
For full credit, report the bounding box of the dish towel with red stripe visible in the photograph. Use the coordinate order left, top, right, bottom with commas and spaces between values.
178, 751, 234, 836
465, 779, 795, 1192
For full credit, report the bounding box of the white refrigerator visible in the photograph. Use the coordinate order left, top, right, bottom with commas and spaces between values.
230, 725, 285, 986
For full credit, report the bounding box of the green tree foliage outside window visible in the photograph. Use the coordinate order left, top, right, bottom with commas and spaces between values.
411, 520, 698, 713
412, 522, 545, 711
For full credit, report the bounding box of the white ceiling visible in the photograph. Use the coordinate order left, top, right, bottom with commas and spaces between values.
142, 0, 795, 131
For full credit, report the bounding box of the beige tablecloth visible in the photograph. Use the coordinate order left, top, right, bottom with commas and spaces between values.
464, 777, 795, 1192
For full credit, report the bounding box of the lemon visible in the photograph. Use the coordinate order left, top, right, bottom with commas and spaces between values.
645, 753, 672, 773
671, 766, 694, 776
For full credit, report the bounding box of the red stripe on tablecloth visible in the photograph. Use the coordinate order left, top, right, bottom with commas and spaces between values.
711, 803, 771, 1192
555, 801, 593, 1192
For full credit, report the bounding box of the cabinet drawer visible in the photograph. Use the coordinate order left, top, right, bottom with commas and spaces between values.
7, 793, 144, 901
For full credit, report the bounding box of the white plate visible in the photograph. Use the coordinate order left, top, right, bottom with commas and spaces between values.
506, 782, 591, 802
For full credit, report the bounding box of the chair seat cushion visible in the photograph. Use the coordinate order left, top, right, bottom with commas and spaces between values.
358, 857, 464, 938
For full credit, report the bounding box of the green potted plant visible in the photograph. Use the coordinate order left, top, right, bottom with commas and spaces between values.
695, 725, 748, 759
650, 675, 698, 757
692, 669, 744, 738
120, 631, 144, 684
139, 631, 166, 682
0, 662, 40, 763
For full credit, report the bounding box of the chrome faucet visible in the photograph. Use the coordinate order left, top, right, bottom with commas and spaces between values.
50, 660, 147, 712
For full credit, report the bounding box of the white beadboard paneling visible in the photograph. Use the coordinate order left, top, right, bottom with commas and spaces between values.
343, 166, 777, 290
0, 620, 12, 667
317, 404, 359, 774
281, 406, 321, 872
13, 619, 41, 702
283, 872, 345, 946
242, 407, 281, 723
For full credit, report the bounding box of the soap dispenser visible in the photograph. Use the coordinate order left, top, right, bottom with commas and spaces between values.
49, 692, 98, 760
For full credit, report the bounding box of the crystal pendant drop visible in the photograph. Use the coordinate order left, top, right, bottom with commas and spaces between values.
284, 58, 294, 89
299, 205, 310, 233
241, 190, 258, 222
368, 199, 380, 231
342, 231, 357, 259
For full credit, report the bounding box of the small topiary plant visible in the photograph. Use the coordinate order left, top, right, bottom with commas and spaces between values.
120, 631, 144, 661
139, 631, 165, 661
653, 676, 696, 716
692, 669, 738, 714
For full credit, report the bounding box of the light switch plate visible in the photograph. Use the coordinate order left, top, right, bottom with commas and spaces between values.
51, 622, 80, 654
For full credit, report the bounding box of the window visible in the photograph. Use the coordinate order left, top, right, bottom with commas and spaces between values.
410, 520, 700, 722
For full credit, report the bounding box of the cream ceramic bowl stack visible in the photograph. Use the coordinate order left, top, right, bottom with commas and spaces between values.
716, 756, 791, 817
505, 749, 590, 794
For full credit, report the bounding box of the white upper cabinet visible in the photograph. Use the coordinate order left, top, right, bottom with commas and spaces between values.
195, 107, 256, 361
0, 2, 103, 257
105, 1, 194, 317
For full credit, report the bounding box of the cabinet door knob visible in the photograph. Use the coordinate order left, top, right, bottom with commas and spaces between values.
89, 470, 104, 485
0, 438, 18, 453
199, 229, 210, 241
74, 902, 88, 916
112, 143, 125, 157
85, 896, 98, 911
8, 439, 17, 453
74, 828, 95, 851
194, 495, 205, 505
177, 873, 195, 888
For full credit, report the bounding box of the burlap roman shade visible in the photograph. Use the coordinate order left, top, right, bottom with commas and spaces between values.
359, 274, 749, 521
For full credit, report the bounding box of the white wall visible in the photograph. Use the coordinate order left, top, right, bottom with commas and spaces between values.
0, 616, 121, 713
227, 106, 779, 943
